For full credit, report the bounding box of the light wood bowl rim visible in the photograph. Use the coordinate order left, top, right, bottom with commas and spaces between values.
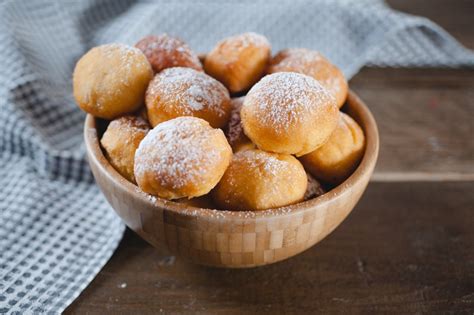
84, 90, 379, 220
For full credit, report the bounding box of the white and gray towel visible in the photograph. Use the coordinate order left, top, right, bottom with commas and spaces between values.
1, 0, 473, 313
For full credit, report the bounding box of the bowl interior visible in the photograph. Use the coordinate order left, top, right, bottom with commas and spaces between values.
84, 90, 379, 220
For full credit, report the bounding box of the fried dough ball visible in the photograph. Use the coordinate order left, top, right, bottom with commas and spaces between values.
268, 48, 348, 108
241, 72, 339, 156
100, 115, 150, 183
73, 43, 153, 119
225, 97, 255, 152
204, 32, 271, 93
134, 117, 232, 200
300, 112, 365, 185
175, 195, 215, 209
145, 67, 231, 128
135, 34, 202, 73
212, 149, 307, 211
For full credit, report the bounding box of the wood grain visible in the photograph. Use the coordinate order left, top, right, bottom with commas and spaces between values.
65, 181, 474, 314
351, 68, 474, 180
364, 0, 474, 180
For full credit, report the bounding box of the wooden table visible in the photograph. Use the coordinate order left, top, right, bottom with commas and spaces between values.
66, 1, 474, 313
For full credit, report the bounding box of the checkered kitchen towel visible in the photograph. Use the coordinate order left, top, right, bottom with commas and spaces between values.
1, 0, 473, 313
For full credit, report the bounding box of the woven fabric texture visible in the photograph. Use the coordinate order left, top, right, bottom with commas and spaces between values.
1, 0, 473, 313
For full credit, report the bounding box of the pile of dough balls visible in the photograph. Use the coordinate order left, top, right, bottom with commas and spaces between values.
73, 32, 365, 211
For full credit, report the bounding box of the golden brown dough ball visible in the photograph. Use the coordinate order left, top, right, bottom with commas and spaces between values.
241, 72, 339, 156
300, 112, 365, 185
145, 67, 231, 128
204, 32, 271, 93
268, 48, 348, 108
175, 195, 216, 209
73, 43, 153, 119
135, 34, 203, 73
225, 97, 255, 152
212, 149, 307, 211
100, 115, 150, 183
134, 117, 232, 200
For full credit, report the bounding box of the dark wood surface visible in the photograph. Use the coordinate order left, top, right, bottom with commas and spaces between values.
66, 182, 474, 314
66, 1, 474, 314
352, 68, 474, 181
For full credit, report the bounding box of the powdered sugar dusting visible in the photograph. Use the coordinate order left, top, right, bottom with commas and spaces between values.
104, 43, 143, 56
88, 43, 150, 110
147, 67, 229, 117
217, 32, 270, 50
243, 72, 335, 132
141, 183, 303, 216
238, 150, 290, 178
102, 43, 144, 74
108, 115, 150, 132
269, 48, 346, 101
139, 35, 187, 55
325, 75, 343, 95
217, 149, 307, 210
135, 34, 202, 72
271, 48, 324, 71
213, 32, 270, 64
186, 85, 206, 110
134, 117, 225, 190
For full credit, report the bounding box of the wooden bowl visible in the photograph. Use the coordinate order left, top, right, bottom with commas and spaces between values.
84, 90, 379, 268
